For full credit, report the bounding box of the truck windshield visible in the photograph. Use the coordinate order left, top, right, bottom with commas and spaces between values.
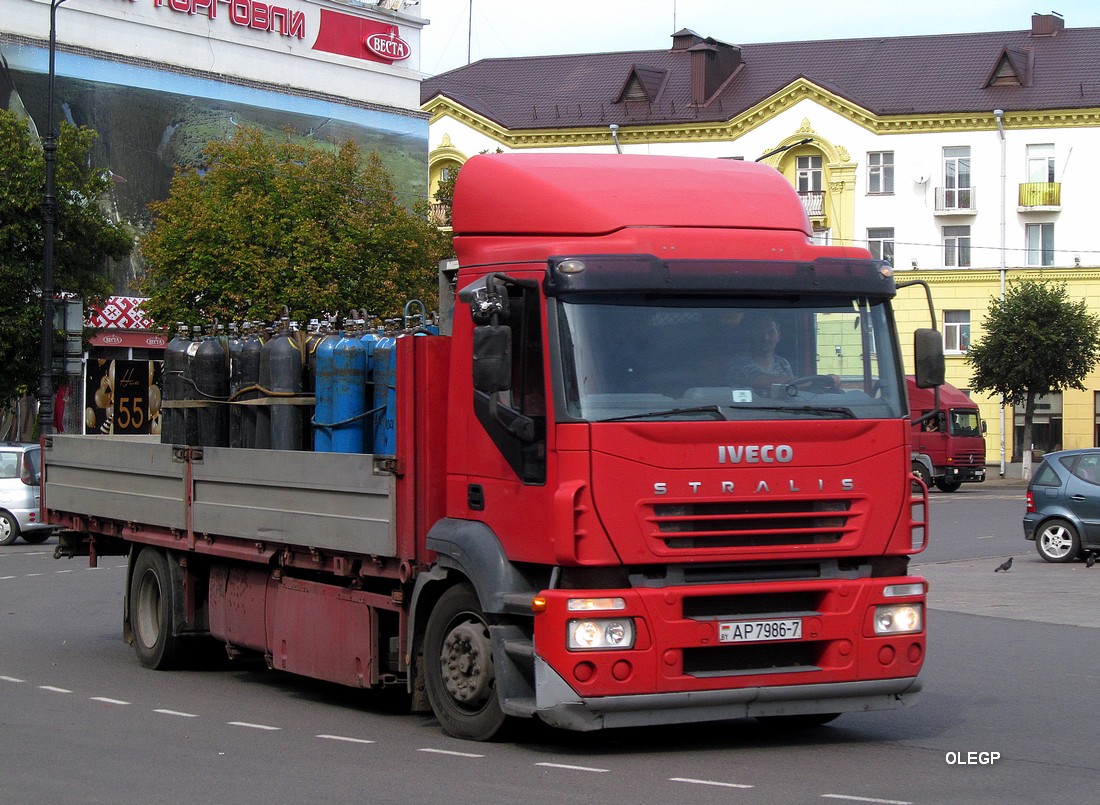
950, 410, 983, 437
556, 295, 904, 422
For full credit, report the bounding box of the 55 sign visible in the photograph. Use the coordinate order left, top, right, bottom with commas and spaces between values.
84, 360, 163, 436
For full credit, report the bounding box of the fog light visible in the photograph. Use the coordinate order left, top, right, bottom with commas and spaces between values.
874, 604, 923, 635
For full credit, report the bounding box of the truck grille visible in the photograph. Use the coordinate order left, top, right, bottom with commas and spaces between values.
683, 642, 823, 677
645, 498, 855, 551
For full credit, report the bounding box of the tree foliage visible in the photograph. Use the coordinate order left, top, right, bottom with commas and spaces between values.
139, 128, 452, 327
0, 109, 133, 406
968, 279, 1100, 462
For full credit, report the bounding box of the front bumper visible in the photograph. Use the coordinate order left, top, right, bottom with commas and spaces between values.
533, 655, 921, 731
945, 465, 985, 482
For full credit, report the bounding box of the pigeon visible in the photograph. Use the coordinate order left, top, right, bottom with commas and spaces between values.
994, 557, 1013, 573
1087, 553, 1097, 569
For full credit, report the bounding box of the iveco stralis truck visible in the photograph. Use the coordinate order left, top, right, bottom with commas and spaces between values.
46, 153, 941, 740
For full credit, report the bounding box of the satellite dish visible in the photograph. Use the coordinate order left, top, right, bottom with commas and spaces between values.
911, 163, 930, 184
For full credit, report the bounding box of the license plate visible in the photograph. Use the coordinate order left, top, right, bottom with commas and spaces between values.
718, 618, 803, 643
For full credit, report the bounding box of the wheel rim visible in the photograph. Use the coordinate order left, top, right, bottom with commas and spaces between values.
0, 517, 12, 540
134, 570, 162, 649
1040, 525, 1074, 559
439, 615, 494, 711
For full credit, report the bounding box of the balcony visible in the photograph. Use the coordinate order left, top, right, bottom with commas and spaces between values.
798, 190, 825, 218
934, 186, 977, 215
1018, 181, 1061, 211
430, 201, 452, 228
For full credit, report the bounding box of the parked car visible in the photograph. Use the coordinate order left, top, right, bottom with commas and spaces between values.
1023, 448, 1100, 562
0, 442, 54, 546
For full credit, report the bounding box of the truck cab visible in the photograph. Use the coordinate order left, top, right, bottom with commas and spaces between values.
908, 377, 986, 491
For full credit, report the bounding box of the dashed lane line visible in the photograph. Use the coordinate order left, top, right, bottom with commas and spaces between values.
90, 697, 130, 705
535, 762, 609, 773
418, 747, 485, 758
670, 777, 753, 789
228, 721, 281, 731
317, 734, 376, 745
822, 795, 913, 804
154, 709, 199, 718
38, 685, 73, 693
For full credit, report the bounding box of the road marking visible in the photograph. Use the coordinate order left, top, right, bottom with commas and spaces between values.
535, 762, 609, 773
822, 795, 913, 804
0, 576, 15, 580
671, 777, 753, 789
38, 685, 72, 693
0, 675, 26, 683
418, 747, 485, 758
90, 696, 130, 705
26, 573, 44, 577
317, 734, 376, 745
154, 709, 198, 717
56, 569, 75, 573
228, 721, 281, 731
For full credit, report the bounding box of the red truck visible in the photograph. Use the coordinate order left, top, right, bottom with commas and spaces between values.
908, 377, 987, 492
46, 153, 938, 740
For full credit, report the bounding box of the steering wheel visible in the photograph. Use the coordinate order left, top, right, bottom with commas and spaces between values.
788, 375, 841, 394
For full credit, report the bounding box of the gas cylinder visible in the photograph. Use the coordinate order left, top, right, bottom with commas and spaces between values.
194, 330, 229, 447
371, 335, 398, 457
234, 323, 263, 448
160, 323, 189, 444
330, 331, 367, 453
311, 331, 338, 452
183, 326, 203, 446
259, 325, 304, 451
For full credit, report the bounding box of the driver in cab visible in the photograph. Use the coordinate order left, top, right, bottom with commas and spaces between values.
730, 313, 839, 394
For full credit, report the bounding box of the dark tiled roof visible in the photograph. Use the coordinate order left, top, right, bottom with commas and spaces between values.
422, 24, 1100, 130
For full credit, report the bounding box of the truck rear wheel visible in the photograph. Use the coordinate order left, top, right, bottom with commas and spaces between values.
424, 583, 508, 741
129, 548, 186, 670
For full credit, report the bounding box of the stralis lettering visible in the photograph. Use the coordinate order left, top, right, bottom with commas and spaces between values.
718, 444, 793, 464
654, 478, 854, 495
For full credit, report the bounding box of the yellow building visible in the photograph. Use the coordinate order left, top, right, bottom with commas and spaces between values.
423, 14, 1100, 469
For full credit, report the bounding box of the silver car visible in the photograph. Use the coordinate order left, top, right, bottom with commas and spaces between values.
0, 443, 54, 546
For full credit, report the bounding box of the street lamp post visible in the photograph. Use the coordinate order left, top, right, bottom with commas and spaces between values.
39, 0, 70, 439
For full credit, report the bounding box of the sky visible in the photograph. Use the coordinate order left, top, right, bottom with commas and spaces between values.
418, 0, 1100, 76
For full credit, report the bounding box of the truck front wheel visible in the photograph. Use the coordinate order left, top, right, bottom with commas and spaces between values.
935, 478, 962, 492
129, 548, 186, 670
424, 583, 508, 741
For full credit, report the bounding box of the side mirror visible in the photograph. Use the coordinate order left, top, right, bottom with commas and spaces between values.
473, 324, 512, 393
913, 328, 945, 388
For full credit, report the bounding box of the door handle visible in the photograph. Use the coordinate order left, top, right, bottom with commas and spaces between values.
1071, 494, 1087, 501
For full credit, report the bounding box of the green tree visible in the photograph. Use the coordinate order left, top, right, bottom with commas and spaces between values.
0, 109, 133, 406
139, 128, 452, 326
967, 279, 1100, 476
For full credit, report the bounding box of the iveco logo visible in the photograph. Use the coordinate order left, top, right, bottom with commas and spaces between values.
718, 444, 794, 464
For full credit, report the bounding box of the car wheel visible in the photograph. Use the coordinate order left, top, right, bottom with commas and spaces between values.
0, 511, 20, 546
20, 530, 53, 545
1035, 518, 1081, 563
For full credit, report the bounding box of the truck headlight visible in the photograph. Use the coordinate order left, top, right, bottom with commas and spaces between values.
874, 604, 923, 635
567, 618, 635, 650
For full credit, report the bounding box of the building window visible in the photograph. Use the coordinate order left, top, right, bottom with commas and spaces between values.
1026, 223, 1055, 266
867, 228, 894, 265
867, 152, 894, 194
944, 310, 970, 353
942, 146, 971, 209
943, 225, 971, 267
797, 155, 823, 193
1026, 144, 1055, 182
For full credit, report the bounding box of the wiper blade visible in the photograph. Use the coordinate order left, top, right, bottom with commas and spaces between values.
726, 404, 856, 419
600, 405, 729, 422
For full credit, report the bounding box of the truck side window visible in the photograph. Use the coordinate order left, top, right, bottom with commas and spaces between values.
472, 283, 547, 484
